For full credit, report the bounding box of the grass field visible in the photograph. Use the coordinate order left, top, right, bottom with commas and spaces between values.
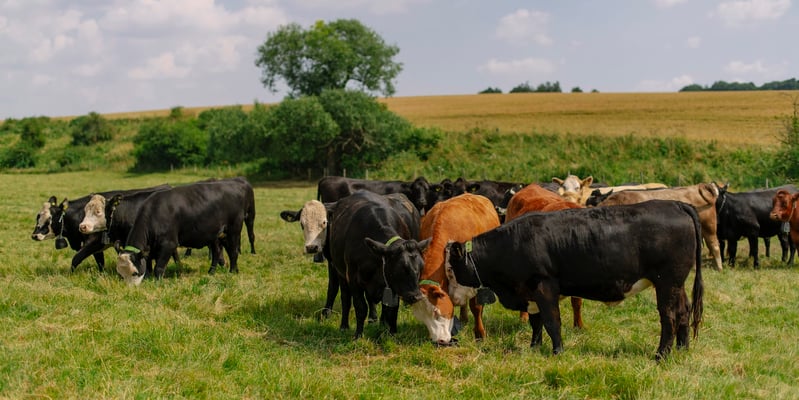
2, 171, 799, 399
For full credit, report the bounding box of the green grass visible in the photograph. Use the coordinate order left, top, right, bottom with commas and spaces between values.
2, 171, 799, 398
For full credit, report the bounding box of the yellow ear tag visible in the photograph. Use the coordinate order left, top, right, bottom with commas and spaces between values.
465, 241, 472, 253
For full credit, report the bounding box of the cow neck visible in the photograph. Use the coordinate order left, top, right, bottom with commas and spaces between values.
717, 194, 727, 214
464, 240, 486, 288
381, 235, 402, 290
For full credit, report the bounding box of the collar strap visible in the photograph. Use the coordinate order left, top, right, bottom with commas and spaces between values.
465, 240, 473, 253
419, 279, 440, 287
385, 236, 402, 247
123, 245, 141, 254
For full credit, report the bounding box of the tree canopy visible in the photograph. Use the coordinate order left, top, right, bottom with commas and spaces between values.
254, 19, 403, 98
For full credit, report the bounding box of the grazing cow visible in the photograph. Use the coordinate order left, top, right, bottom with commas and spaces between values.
769, 189, 799, 254
446, 200, 704, 360
596, 183, 724, 271
31, 185, 170, 272
317, 176, 431, 214
414, 193, 500, 345
115, 180, 249, 285
504, 183, 585, 327
716, 184, 797, 268
325, 191, 429, 338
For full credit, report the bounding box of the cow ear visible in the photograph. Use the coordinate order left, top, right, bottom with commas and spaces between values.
364, 237, 388, 255
552, 177, 564, 185
110, 194, 122, 208
113, 240, 122, 253
792, 193, 799, 203
48, 196, 58, 206
60, 198, 69, 210
447, 242, 465, 261
582, 176, 594, 187
280, 210, 300, 223
417, 238, 431, 252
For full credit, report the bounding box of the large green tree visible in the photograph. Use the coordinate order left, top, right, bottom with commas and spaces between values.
254, 19, 402, 98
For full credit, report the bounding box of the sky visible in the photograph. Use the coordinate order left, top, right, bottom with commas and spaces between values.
1, 0, 796, 119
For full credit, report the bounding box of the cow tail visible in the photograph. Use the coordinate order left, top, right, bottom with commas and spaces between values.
684, 202, 704, 339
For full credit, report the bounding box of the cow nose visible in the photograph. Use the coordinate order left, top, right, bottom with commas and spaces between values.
79, 223, 88, 233
305, 244, 319, 253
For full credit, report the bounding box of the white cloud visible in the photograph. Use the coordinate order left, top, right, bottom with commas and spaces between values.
654, 0, 687, 8
478, 57, 556, 75
714, 0, 791, 26
496, 9, 552, 46
290, 0, 430, 15
685, 36, 701, 48
32, 74, 55, 86
636, 75, 694, 92
724, 60, 768, 74
128, 53, 190, 80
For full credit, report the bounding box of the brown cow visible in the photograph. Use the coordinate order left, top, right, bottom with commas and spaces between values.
505, 183, 585, 327
598, 183, 723, 271
413, 193, 500, 344
769, 189, 799, 249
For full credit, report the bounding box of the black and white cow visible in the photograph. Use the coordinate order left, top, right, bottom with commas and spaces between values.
31, 185, 170, 272
445, 200, 705, 360
324, 190, 430, 338
115, 179, 250, 285
715, 184, 798, 268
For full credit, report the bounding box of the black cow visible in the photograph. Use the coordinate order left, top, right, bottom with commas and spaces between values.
31, 185, 170, 272
317, 176, 431, 214
715, 184, 798, 268
324, 190, 430, 338
446, 200, 704, 360
115, 180, 249, 285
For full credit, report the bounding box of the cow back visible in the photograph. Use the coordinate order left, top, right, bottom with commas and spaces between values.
505, 183, 583, 222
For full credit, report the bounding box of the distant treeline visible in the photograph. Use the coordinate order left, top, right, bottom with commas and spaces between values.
679, 78, 799, 92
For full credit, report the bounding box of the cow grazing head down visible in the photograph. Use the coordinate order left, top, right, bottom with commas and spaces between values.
364, 236, 430, 305
79, 194, 107, 234
770, 190, 799, 222
114, 241, 147, 286
413, 283, 457, 346
280, 200, 329, 255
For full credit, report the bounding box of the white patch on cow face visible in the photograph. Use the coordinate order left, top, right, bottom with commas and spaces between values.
32, 202, 55, 240
411, 297, 453, 344
299, 200, 327, 255
116, 253, 144, 286
79, 195, 107, 234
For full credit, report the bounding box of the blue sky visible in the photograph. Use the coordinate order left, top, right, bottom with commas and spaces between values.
1, 0, 795, 119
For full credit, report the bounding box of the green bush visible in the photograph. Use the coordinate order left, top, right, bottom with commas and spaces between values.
0, 143, 37, 168
70, 112, 114, 145
131, 118, 207, 171
265, 96, 338, 173
199, 106, 252, 164
19, 117, 47, 149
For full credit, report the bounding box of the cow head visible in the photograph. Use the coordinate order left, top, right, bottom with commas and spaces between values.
553, 175, 593, 203
401, 177, 430, 214
79, 194, 108, 234
115, 241, 147, 286
425, 179, 452, 213
280, 200, 329, 255
585, 188, 613, 207
31, 197, 67, 245
496, 183, 525, 221
412, 282, 457, 346
770, 190, 799, 222
364, 236, 430, 305
443, 241, 480, 306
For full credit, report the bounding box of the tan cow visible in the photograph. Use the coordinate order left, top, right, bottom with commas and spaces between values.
581, 183, 669, 206
552, 174, 593, 203
598, 183, 723, 271
415, 193, 501, 344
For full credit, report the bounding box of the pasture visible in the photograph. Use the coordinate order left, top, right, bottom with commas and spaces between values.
2, 171, 799, 399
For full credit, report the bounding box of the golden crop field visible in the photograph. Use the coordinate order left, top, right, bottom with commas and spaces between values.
100, 90, 799, 147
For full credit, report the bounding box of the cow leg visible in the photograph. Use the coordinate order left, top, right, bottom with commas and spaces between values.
726, 239, 737, 267
225, 231, 241, 273
469, 297, 486, 340
779, 232, 794, 264
719, 239, 727, 264
338, 282, 351, 331
153, 251, 172, 279
369, 301, 378, 324
320, 262, 338, 320
380, 303, 399, 335
788, 239, 796, 265
71, 238, 105, 272
763, 237, 771, 258
460, 306, 470, 325
352, 289, 369, 339
654, 286, 680, 361
702, 228, 723, 271
208, 241, 224, 274
571, 297, 584, 329
519, 311, 529, 322
675, 288, 691, 350
527, 311, 543, 347
532, 280, 563, 355
747, 236, 759, 269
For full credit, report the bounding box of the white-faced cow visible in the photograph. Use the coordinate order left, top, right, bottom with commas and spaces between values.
414, 193, 500, 345
324, 190, 430, 339
115, 179, 251, 285
446, 200, 704, 360
31, 185, 170, 272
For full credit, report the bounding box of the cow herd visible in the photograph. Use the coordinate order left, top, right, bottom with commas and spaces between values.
30, 173, 799, 360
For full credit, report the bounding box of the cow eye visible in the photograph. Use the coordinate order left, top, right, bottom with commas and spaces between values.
321, 220, 327, 228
